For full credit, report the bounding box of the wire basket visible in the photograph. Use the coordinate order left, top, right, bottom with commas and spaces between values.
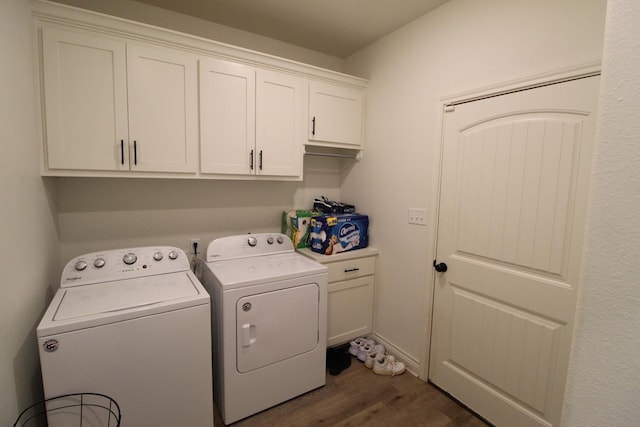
14, 393, 121, 427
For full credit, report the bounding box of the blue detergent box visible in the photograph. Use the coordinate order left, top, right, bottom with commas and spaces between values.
310, 214, 369, 255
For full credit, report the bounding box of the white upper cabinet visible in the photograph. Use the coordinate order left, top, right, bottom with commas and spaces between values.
308, 81, 364, 149
126, 45, 198, 173
41, 26, 198, 174
199, 58, 256, 175
41, 26, 129, 171
33, 1, 366, 179
255, 69, 303, 178
199, 59, 303, 178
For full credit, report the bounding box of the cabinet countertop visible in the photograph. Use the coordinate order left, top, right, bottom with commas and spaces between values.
297, 247, 378, 263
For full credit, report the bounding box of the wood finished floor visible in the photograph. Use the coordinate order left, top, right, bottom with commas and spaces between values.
213, 360, 489, 426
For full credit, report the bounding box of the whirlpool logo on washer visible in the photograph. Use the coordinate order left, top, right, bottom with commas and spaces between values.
43, 339, 59, 352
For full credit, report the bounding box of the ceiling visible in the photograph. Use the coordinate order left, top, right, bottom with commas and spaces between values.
132, 0, 449, 58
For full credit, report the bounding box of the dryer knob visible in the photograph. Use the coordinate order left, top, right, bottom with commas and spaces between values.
267, 236, 274, 245
123, 252, 137, 265
277, 236, 284, 244
153, 251, 163, 261
74, 260, 87, 271
93, 258, 106, 268
168, 250, 179, 260
248, 236, 258, 247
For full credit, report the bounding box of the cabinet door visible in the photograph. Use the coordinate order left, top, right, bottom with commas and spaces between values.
199, 58, 256, 175
327, 276, 375, 346
127, 44, 198, 173
308, 81, 363, 147
255, 69, 303, 178
41, 27, 129, 171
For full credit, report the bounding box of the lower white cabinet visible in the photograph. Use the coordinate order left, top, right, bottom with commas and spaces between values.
299, 247, 378, 346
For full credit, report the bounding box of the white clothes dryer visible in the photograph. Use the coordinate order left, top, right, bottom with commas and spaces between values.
37, 247, 214, 427
202, 233, 328, 425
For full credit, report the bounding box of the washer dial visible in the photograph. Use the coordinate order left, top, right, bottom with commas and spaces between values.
123, 253, 137, 265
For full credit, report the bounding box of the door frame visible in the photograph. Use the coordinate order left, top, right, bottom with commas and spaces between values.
421, 61, 601, 381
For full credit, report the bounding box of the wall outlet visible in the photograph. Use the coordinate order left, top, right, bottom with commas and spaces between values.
189, 238, 200, 255
408, 208, 427, 225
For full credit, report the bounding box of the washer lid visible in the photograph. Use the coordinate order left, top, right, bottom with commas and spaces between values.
206, 252, 327, 290
38, 272, 209, 336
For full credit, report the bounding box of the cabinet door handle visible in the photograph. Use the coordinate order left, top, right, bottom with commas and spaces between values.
259, 150, 263, 170
250, 149, 254, 170
344, 268, 360, 273
312, 116, 316, 135
120, 140, 124, 165
133, 140, 137, 165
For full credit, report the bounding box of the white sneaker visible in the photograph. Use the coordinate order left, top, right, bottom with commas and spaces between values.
348, 337, 374, 356
365, 351, 385, 369
359, 343, 385, 363
373, 355, 406, 376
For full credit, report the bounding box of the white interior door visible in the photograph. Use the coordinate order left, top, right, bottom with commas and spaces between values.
429, 76, 599, 427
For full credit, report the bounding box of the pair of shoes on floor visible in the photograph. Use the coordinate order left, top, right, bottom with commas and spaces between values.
374, 354, 406, 376
349, 337, 406, 376
348, 337, 374, 357
368, 353, 406, 376
348, 337, 385, 363
326, 346, 351, 376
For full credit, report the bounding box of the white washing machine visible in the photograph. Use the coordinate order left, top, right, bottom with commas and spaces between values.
37, 247, 214, 427
202, 233, 328, 425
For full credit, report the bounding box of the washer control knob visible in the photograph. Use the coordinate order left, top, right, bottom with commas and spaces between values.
123, 252, 137, 265
168, 250, 179, 260
248, 236, 258, 247
267, 236, 274, 245
74, 260, 87, 271
153, 251, 163, 261
93, 258, 106, 269
277, 236, 284, 244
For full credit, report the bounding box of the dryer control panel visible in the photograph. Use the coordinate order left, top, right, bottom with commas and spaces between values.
206, 233, 294, 262
60, 246, 190, 288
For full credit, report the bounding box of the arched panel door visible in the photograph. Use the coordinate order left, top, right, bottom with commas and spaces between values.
430, 75, 599, 427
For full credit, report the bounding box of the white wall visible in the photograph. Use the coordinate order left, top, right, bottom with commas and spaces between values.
49, 0, 345, 72
0, 0, 61, 424
342, 0, 607, 376
563, 1, 640, 424
56, 157, 344, 265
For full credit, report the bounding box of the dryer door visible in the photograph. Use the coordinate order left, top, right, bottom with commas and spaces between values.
236, 283, 319, 373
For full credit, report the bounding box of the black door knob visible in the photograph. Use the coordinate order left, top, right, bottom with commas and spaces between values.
433, 260, 448, 272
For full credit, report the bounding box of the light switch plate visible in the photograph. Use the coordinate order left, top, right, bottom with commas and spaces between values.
408, 208, 427, 225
